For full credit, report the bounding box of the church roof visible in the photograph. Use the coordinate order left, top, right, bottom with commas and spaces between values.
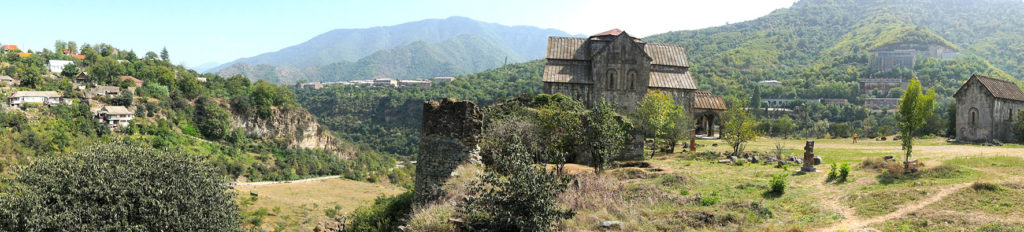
961, 74, 1024, 102
542, 64, 591, 84
592, 28, 623, 37
545, 37, 690, 68
693, 91, 726, 110
649, 71, 696, 90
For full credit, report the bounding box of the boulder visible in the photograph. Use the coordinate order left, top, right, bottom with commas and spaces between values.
813, 156, 822, 165
729, 156, 739, 163
750, 156, 760, 163
600, 221, 624, 230
883, 155, 894, 161
718, 159, 732, 164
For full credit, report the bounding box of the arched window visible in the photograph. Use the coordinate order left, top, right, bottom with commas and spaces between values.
607, 69, 616, 90
627, 70, 637, 89
971, 110, 977, 125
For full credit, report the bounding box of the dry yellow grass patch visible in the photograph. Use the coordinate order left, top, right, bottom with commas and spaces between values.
234, 178, 405, 230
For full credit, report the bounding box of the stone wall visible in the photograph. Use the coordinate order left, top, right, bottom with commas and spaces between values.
414, 98, 483, 205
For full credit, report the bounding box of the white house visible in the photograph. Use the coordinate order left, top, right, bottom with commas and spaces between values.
47, 60, 75, 74
94, 105, 135, 129
373, 78, 398, 87
8, 91, 64, 107
0, 76, 18, 86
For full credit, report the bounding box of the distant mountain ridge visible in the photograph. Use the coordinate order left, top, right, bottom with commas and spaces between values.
213, 16, 578, 83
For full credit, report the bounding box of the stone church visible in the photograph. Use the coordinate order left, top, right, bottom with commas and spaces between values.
954, 74, 1024, 142
542, 29, 698, 112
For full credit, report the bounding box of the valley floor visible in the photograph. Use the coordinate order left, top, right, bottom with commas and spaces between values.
234, 177, 405, 231
564, 137, 1024, 231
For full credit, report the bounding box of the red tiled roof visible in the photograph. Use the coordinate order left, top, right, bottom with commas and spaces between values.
592, 28, 623, 37
2, 45, 18, 50
72, 54, 85, 59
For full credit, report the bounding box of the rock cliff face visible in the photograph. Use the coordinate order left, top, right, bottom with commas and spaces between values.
231, 106, 348, 156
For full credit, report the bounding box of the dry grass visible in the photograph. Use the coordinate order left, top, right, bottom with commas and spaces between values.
233, 177, 405, 230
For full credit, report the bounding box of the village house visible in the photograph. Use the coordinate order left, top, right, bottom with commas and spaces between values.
432, 76, 456, 82
0, 75, 19, 86
954, 74, 1024, 143
47, 60, 75, 74
94, 105, 135, 129
860, 78, 907, 92
373, 78, 398, 87
863, 98, 900, 110
120, 76, 144, 87
399, 80, 432, 88
760, 98, 818, 108
86, 85, 122, 99
821, 98, 849, 106
542, 29, 697, 111
758, 80, 782, 86
8, 91, 65, 107
2, 45, 18, 51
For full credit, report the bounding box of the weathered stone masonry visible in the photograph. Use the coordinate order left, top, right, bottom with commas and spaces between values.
414, 98, 483, 205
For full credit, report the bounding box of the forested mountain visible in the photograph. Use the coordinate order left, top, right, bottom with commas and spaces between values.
213, 17, 576, 84
218, 34, 519, 84
645, 0, 1024, 101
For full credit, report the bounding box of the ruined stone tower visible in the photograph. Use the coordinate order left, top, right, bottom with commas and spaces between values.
414, 98, 483, 205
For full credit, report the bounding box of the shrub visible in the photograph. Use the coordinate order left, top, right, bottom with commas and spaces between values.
699, 193, 720, 206
972, 182, 1004, 191
769, 173, 788, 194
455, 161, 574, 231
0, 142, 240, 231
839, 163, 851, 182
348, 190, 414, 232
827, 163, 839, 181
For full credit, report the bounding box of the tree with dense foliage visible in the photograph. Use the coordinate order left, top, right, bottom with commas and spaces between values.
635, 90, 676, 157
194, 97, 232, 140
722, 97, 758, 156
896, 79, 936, 171
585, 99, 630, 174
534, 94, 584, 174
60, 63, 80, 78
160, 47, 169, 61
456, 137, 574, 231
0, 142, 240, 231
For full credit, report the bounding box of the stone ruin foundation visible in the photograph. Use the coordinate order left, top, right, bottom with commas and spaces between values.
414, 98, 483, 205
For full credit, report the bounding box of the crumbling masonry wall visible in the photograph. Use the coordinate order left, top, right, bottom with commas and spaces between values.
414, 98, 482, 205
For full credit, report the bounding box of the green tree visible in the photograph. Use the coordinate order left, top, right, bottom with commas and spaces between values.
60, 63, 80, 78
456, 144, 574, 232
896, 79, 936, 171
635, 90, 675, 157
348, 191, 414, 232
0, 142, 240, 231
722, 97, 758, 156
160, 47, 169, 61
87, 57, 124, 83
535, 94, 584, 174
193, 97, 232, 140
586, 99, 629, 174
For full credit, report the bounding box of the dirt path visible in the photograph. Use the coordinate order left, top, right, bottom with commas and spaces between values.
821, 182, 972, 231
232, 175, 340, 187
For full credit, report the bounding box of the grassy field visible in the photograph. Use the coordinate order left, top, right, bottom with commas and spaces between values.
233, 178, 405, 231
555, 137, 1024, 231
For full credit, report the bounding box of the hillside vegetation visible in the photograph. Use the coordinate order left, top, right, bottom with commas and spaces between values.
214, 16, 574, 84
0, 43, 402, 184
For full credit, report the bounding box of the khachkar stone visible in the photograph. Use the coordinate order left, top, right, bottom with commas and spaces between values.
414, 98, 482, 205
801, 141, 816, 172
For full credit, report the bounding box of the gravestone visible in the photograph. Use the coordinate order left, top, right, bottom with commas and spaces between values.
801, 141, 817, 172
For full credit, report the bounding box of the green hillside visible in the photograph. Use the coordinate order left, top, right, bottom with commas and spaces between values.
212, 17, 575, 83
219, 34, 525, 84
645, 0, 1024, 100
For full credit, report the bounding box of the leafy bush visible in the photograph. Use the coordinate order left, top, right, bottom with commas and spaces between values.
971, 182, 1004, 191
769, 173, 788, 194
827, 162, 840, 181
348, 190, 414, 232
699, 193, 720, 206
456, 152, 574, 232
0, 142, 240, 231
839, 163, 851, 182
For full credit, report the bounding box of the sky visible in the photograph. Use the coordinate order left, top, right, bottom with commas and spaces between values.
1, 0, 796, 69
